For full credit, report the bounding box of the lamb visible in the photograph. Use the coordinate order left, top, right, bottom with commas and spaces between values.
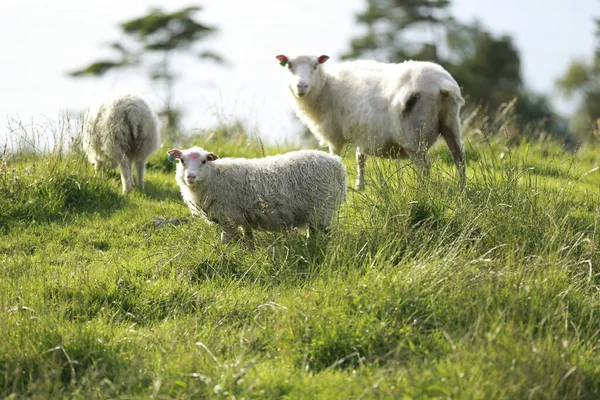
83, 94, 160, 194
167, 146, 347, 244
275, 53, 466, 189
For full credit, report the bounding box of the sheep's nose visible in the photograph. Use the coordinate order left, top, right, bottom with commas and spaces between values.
187, 174, 196, 181
297, 83, 308, 89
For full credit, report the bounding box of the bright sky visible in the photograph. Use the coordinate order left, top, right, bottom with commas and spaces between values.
1, 0, 598, 147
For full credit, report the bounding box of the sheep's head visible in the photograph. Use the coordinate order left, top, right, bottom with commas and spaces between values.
167, 147, 219, 186
89, 154, 117, 172
276, 54, 329, 99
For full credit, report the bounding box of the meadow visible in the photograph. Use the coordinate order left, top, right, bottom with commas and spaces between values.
1, 116, 599, 399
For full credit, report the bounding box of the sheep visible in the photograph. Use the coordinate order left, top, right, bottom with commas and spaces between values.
83, 94, 160, 194
167, 146, 347, 244
275, 53, 466, 189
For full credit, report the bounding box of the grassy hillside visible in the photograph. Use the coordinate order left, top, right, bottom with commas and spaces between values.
1, 126, 600, 398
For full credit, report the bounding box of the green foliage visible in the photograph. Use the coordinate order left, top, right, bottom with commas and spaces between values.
344, 1, 562, 138
68, 60, 131, 77
120, 6, 215, 51
1, 117, 600, 398
556, 61, 591, 98
446, 25, 521, 107
344, 0, 452, 63
556, 18, 600, 142
447, 23, 558, 135
68, 4, 223, 135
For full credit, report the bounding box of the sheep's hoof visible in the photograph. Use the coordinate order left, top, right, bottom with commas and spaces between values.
220, 231, 234, 244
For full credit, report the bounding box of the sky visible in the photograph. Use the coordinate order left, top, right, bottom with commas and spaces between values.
0, 0, 598, 148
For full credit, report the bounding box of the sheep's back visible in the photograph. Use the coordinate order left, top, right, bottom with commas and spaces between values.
315, 60, 461, 154
83, 95, 159, 162
207, 150, 346, 230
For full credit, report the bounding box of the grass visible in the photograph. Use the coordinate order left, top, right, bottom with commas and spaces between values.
1, 123, 600, 399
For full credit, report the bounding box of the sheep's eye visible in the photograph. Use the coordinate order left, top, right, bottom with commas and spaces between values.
202, 160, 206, 165
287, 63, 293, 70
180, 159, 185, 166
313, 63, 318, 70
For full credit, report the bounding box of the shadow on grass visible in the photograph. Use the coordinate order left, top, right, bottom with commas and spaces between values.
2, 321, 150, 397
0, 172, 126, 233
141, 179, 182, 201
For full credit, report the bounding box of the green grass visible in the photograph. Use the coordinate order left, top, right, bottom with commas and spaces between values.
1, 130, 600, 399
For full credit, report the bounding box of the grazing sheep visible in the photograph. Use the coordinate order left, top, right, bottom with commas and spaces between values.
167, 147, 347, 244
83, 94, 160, 194
275, 53, 466, 189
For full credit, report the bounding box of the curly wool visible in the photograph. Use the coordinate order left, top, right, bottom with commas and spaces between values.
83, 94, 159, 193
174, 147, 347, 242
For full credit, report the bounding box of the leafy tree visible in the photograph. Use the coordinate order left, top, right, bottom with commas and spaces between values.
344, 1, 561, 137
446, 23, 522, 111
445, 22, 558, 134
344, 0, 453, 63
68, 5, 224, 136
556, 18, 600, 141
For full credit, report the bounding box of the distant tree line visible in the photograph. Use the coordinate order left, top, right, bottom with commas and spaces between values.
68, 2, 598, 144
344, 0, 600, 144
556, 18, 600, 143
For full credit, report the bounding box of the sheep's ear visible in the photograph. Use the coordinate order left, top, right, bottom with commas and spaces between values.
276, 54, 288, 67
318, 55, 329, 64
206, 152, 219, 162
167, 149, 182, 163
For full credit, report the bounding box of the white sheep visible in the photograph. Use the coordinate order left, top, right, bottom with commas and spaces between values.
275, 54, 466, 189
167, 146, 347, 244
83, 94, 160, 194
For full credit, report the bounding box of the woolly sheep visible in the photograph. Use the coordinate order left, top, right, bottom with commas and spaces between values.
275, 53, 466, 189
167, 146, 347, 244
83, 94, 160, 194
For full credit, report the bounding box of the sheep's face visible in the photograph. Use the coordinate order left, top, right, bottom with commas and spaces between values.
168, 147, 219, 187
276, 54, 329, 98
89, 154, 117, 172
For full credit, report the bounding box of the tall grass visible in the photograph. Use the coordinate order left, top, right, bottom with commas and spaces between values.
0, 113, 599, 398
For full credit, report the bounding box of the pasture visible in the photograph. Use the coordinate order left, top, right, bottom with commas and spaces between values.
1, 123, 600, 398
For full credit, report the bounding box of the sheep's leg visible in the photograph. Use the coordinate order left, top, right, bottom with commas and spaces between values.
355, 148, 367, 190
118, 157, 134, 194
220, 227, 239, 244
309, 224, 331, 237
440, 121, 466, 188
220, 231, 232, 244
243, 227, 255, 249
309, 209, 333, 238
135, 159, 146, 191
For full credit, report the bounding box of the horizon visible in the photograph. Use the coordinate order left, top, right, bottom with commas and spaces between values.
1, 0, 598, 148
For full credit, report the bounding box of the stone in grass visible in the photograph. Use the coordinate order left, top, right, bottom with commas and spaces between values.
152, 217, 190, 228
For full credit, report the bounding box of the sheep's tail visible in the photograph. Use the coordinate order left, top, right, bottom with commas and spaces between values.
125, 105, 142, 140
439, 80, 465, 107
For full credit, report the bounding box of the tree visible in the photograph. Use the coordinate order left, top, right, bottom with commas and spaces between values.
343, 0, 453, 63
69, 5, 224, 136
344, 1, 560, 137
446, 22, 522, 112
446, 21, 557, 133
556, 18, 600, 142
